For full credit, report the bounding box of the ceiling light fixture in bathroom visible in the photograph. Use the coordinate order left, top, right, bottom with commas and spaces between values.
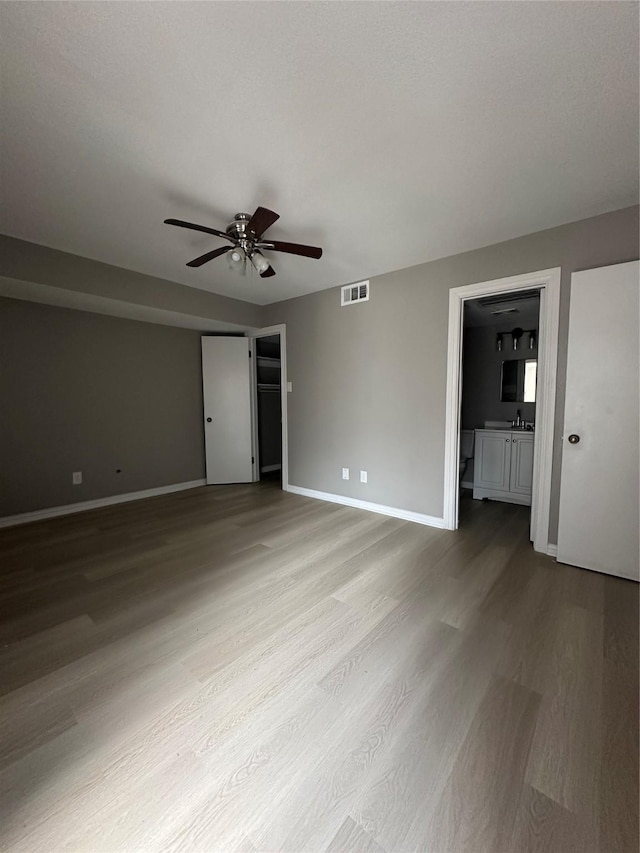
496, 327, 537, 352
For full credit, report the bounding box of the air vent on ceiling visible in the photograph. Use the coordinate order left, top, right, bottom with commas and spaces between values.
341, 280, 369, 306
477, 290, 538, 308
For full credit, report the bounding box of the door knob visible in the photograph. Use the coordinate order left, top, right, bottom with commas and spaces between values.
568, 434, 580, 444
206, 417, 212, 423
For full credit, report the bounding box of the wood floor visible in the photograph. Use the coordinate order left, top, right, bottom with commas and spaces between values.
0, 484, 637, 852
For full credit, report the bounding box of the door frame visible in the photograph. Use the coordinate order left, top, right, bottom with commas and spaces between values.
248, 323, 289, 489
442, 267, 561, 553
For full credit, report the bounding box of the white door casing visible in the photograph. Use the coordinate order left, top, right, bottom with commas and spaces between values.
201, 336, 253, 485
443, 268, 561, 553
557, 261, 639, 581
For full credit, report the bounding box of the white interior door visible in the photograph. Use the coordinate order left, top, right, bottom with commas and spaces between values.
557, 261, 639, 581
201, 337, 253, 485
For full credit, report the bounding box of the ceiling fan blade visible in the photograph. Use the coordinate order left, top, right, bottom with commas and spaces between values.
263, 240, 322, 259
164, 219, 233, 242
260, 266, 276, 278
247, 206, 280, 238
186, 246, 232, 267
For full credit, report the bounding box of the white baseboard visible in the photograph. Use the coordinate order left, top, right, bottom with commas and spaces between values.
0, 479, 207, 529
547, 543, 558, 558
285, 485, 444, 529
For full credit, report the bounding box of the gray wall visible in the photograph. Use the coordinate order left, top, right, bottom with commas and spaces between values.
2, 205, 638, 536
0, 298, 205, 515
461, 321, 538, 429
265, 205, 639, 542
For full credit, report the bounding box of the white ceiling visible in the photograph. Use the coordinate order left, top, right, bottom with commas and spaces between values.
1, 2, 637, 306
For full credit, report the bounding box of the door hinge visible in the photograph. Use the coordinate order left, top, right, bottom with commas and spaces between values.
252, 456, 255, 464
249, 350, 252, 358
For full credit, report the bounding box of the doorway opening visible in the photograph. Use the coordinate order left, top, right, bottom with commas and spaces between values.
459, 290, 541, 533
254, 333, 282, 486
200, 326, 288, 488
443, 268, 561, 554
249, 323, 288, 491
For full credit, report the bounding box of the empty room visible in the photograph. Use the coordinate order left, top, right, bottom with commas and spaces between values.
1, 2, 638, 852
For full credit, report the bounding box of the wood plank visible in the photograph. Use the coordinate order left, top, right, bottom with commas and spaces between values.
509, 784, 594, 852
424, 676, 541, 852
0, 483, 635, 852
326, 816, 386, 853
525, 604, 603, 831
599, 577, 640, 853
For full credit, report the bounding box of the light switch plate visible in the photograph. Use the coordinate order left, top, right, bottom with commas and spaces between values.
287, 381, 293, 392
360, 470, 368, 483
342, 468, 349, 480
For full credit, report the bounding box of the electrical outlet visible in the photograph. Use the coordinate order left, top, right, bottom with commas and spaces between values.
72, 471, 82, 485
360, 470, 368, 483
342, 467, 349, 480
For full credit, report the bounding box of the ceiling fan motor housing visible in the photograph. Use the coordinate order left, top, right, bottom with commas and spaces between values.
164, 206, 322, 277
227, 213, 253, 244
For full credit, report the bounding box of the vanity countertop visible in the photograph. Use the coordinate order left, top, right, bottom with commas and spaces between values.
475, 426, 534, 432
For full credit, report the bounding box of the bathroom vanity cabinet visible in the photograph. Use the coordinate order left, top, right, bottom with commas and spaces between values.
473, 429, 534, 505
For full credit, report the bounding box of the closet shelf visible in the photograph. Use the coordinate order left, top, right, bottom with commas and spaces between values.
257, 383, 281, 391
257, 356, 281, 367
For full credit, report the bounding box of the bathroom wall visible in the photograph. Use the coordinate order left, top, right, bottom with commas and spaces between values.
461, 320, 539, 430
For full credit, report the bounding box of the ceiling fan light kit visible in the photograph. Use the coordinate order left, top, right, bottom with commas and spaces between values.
251, 252, 270, 275
164, 206, 322, 279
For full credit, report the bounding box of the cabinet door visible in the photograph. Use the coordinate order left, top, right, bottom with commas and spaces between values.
474, 432, 511, 491
510, 436, 534, 495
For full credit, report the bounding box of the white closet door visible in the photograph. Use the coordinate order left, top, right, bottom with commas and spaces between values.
557, 261, 639, 581
201, 337, 253, 485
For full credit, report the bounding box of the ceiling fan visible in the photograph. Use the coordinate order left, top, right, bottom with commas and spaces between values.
164, 206, 322, 278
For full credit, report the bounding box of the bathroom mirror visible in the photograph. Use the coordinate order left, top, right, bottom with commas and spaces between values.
501, 359, 537, 402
